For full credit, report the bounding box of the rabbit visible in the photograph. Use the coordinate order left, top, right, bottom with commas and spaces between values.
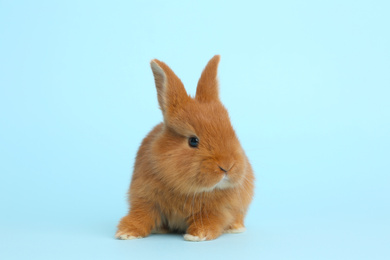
115, 55, 254, 242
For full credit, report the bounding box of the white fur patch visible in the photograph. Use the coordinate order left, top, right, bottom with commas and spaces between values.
116, 234, 142, 240
183, 234, 206, 242
224, 227, 246, 234
215, 174, 233, 190
150, 61, 165, 80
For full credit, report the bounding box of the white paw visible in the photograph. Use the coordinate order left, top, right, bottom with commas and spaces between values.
183, 234, 207, 242
115, 233, 142, 240
224, 227, 246, 234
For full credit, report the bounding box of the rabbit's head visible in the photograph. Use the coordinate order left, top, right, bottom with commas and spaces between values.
149, 55, 247, 195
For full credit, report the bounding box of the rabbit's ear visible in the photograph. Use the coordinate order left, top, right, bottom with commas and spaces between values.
195, 55, 221, 103
150, 59, 189, 116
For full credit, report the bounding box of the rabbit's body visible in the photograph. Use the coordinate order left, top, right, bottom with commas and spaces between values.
116, 56, 254, 241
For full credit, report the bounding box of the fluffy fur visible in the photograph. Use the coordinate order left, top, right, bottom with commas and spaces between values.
116, 55, 254, 241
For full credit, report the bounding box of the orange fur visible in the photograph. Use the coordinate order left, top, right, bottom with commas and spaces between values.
116, 55, 255, 241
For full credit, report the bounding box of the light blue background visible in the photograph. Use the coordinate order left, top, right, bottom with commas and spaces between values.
1, 0, 389, 259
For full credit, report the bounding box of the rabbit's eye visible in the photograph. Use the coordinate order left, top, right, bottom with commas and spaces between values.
188, 136, 199, 148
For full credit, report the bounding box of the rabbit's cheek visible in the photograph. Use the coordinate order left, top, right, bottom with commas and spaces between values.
195, 171, 224, 191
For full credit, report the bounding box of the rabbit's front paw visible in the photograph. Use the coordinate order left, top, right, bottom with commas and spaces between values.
115, 214, 152, 240
115, 229, 143, 240
183, 234, 207, 242
184, 225, 222, 242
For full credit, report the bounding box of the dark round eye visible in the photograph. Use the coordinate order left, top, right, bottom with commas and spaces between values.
188, 136, 199, 148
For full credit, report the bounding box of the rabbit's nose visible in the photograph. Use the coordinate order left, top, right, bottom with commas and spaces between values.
218, 163, 234, 173
219, 166, 228, 172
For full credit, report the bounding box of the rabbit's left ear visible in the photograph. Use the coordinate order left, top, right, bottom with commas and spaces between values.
195, 55, 221, 103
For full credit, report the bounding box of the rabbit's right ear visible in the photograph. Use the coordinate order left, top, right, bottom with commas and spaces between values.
195, 55, 221, 103
150, 59, 189, 117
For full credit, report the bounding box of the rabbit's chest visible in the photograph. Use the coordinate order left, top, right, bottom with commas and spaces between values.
155, 193, 203, 232
161, 211, 188, 232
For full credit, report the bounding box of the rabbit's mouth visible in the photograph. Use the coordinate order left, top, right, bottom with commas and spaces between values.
214, 174, 232, 190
